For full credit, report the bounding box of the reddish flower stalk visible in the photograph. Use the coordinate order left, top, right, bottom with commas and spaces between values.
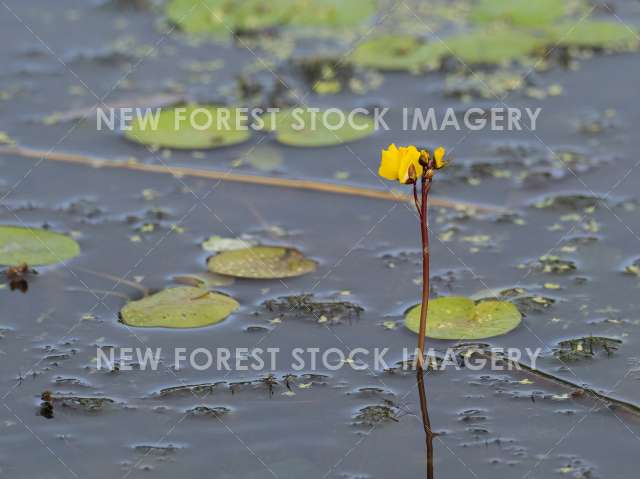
413, 175, 432, 367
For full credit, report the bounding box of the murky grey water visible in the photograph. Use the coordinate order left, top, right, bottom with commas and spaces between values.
1, 1, 640, 478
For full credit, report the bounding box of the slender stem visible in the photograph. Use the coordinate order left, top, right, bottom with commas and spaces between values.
64, 287, 131, 301
417, 178, 431, 366
71, 267, 149, 296
412, 182, 422, 220
417, 367, 435, 479
0, 145, 503, 213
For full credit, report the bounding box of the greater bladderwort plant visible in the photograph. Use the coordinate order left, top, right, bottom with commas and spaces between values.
379, 144, 446, 367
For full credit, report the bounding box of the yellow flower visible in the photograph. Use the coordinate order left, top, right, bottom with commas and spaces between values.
379, 144, 422, 183
433, 146, 446, 169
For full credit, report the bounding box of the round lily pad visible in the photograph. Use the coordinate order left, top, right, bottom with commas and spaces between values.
264, 108, 375, 147
404, 296, 522, 340
350, 35, 446, 71
548, 21, 639, 50
207, 246, 317, 279
120, 287, 239, 328
288, 0, 377, 28
444, 29, 545, 65
0, 226, 80, 266
166, 0, 375, 37
124, 104, 250, 149
471, 0, 568, 27
166, 0, 290, 36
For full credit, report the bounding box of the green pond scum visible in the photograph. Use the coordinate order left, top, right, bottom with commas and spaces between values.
2, 0, 640, 478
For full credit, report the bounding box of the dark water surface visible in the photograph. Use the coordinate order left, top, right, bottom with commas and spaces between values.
1, 1, 640, 478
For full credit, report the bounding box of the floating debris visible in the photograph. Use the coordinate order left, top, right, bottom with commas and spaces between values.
4, 262, 37, 293
352, 402, 399, 427
533, 194, 604, 211
624, 258, 640, 277
263, 294, 363, 323
554, 336, 622, 362
186, 406, 231, 419
40, 391, 116, 414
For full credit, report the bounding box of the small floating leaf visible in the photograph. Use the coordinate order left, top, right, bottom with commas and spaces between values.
207, 246, 316, 279
264, 108, 375, 147
166, 0, 290, 36
548, 21, 639, 50
471, 0, 567, 27
444, 29, 545, 65
405, 296, 521, 340
166, 0, 375, 37
125, 104, 250, 149
350, 35, 445, 71
0, 226, 80, 266
202, 235, 256, 253
288, 0, 376, 28
120, 287, 239, 328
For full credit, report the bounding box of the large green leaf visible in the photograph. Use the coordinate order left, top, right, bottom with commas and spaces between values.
207, 246, 317, 279
120, 287, 239, 328
350, 35, 446, 71
404, 296, 522, 340
166, 0, 291, 36
124, 104, 250, 149
548, 20, 639, 50
0, 226, 80, 266
444, 29, 545, 65
288, 0, 376, 28
471, 0, 568, 27
264, 108, 375, 147
166, 0, 375, 36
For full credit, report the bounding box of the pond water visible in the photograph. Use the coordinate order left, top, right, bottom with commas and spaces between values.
1, 1, 640, 478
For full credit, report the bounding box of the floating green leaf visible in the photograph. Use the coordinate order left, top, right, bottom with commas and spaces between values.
444, 29, 545, 65
548, 21, 639, 50
124, 104, 250, 149
404, 296, 522, 340
350, 35, 445, 71
202, 235, 257, 253
166, 0, 290, 36
471, 0, 568, 27
120, 287, 239, 328
207, 246, 317, 279
264, 108, 375, 147
0, 226, 80, 266
166, 0, 375, 37
288, 0, 376, 28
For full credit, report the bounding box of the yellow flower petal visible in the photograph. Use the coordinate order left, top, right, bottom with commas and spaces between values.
379, 144, 401, 180
433, 146, 446, 169
398, 146, 422, 183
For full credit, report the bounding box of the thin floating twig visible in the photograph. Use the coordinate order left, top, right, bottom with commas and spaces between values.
65, 287, 131, 301
72, 266, 149, 297
485, 351, 640, 419
0, 145, 505, 213
40, 93, 185, 124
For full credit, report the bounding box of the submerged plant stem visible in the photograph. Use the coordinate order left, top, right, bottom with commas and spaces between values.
0, 145, 502, 213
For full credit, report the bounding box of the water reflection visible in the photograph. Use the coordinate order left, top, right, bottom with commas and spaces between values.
416, 366, 435, 479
